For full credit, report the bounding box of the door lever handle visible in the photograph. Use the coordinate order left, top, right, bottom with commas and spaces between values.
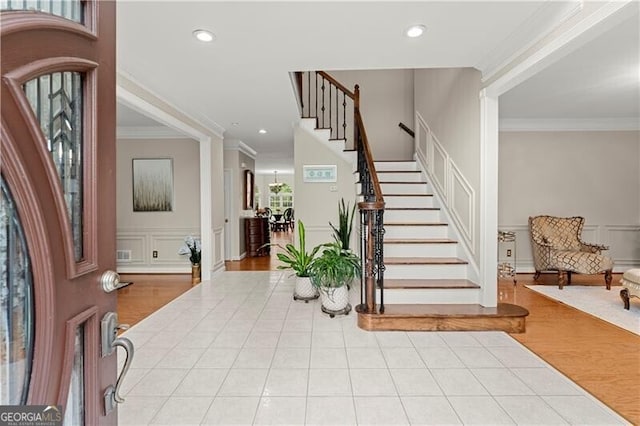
112, 336, 134, 403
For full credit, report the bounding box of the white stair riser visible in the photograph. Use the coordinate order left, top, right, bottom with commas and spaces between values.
381, 183, 428, 194
375, 161, 417, 171
385, 225, 449, 239
377, 172, 423, 182
377, 288, 481, 304
385, 209, 441, 222
384, 243, 457, 257
384, 264, 467, 280
385, 196, 434, 208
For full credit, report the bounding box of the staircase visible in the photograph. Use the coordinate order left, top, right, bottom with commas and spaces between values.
294, 70, 528, 333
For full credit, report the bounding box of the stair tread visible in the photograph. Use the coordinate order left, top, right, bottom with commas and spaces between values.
385, 222, 448, 226
384, 279, 479, 289
360, 303, 528, 318
384, 238, 457, 244
386, 207, 440, 211
377, 170, 421, 174
385, 257, 468, 265
380, 181, 427, 184
385, 193, 433, 197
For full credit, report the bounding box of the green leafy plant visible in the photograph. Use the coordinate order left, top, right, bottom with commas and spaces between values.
329, 198, 356, 250
309, 242, 361, 289
272, 220, 321, 277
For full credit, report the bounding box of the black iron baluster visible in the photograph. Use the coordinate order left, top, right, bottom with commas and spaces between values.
315, 72, 318, 124
321, 76, 325, 129
343, 92, 347, 142
328, 82, 332, 137
307, 72, 310, 118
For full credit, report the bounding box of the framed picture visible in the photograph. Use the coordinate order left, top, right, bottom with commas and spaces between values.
244, 170, 254, 210
132, 158, 173, 212
303, 165, 337, 182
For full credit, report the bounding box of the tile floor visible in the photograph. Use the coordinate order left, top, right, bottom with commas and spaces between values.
117, 271, 627, 425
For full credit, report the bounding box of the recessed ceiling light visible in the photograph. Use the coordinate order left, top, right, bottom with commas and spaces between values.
405, 24, 426, 38
231, 122, 239, 126
258, 129, 267, 134
193, 29, 214, 42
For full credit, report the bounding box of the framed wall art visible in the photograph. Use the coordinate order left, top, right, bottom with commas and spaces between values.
132, 158, 174, 212
303, 165, 337, 183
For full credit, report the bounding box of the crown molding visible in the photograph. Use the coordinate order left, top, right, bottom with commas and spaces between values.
117, 126, 187, 139
116, 69, 225, 139
223, 139, 257, 159
499, 117, 640, 132
478, 0, 583, 82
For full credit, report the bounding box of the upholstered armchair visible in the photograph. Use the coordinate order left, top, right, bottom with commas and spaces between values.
529, 215, 613, 289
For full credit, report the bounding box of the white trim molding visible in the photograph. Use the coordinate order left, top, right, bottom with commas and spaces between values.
499, 117, 640, 132
117, 125, 186, 139
224, 139, 257, 159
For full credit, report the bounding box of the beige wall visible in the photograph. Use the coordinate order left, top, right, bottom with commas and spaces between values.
330, 69, 415, 161
116, 138, 200, 271
294, 125, 358, 250
499, 130, 640, 271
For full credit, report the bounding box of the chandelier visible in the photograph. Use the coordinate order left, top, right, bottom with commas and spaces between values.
269, 170, 284, 194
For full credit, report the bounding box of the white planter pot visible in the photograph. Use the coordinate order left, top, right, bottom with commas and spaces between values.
319, 285, 351, 314
294, 276, 319, 301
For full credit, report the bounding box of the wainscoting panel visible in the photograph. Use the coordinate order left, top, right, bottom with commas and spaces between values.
116, 234, 146, 265
117, 227, 200, 273
213, 226, 225, 272
432, 137, 448, 201
450, 162, 475, 250
606, 225, 640, 267
498, 224, 639, 272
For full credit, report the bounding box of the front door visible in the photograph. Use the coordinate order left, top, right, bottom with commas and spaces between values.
1, 1, 118, 424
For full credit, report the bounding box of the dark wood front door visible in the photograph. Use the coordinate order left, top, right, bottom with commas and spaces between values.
1, 1, 118, 424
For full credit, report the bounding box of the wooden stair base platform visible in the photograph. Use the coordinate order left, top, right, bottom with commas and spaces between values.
356, 303, 529, 333
384, 279, 479, 289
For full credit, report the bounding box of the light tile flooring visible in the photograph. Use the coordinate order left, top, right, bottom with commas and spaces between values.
118, 272, 626, 425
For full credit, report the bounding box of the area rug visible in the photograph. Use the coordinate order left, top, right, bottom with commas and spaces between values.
525, 285, 640, 336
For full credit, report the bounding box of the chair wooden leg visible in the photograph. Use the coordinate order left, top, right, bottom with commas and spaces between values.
620, 288, 630, 310
567, 271, 572, 285
558, 271, 567, 289
604, 269, 612, 290
533, 271, 541, 280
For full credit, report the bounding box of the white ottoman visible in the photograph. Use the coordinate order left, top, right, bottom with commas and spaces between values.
620, 269, 640, 310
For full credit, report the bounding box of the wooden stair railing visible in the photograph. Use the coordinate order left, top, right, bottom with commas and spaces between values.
296, 71, 386, 315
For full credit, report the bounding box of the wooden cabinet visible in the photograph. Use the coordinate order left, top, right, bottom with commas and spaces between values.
245, 217, 270, 257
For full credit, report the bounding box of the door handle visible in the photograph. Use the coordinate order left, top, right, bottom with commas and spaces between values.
100, 270, 129, 293
101, 312, 134, 414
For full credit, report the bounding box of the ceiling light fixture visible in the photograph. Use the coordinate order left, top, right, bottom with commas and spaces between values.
269, 170, 284, 194
405, 24, 426, 38
258, 129, 267, 134
192, 29, 214, 42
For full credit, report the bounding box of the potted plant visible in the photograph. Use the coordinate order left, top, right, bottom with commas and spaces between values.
178, 235, 202, 285
309, 241, 361, 317
272, 220, 322, 301
329, 198, 356, 250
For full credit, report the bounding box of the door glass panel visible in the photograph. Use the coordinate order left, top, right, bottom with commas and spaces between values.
0, 0, 83, 23
24, 72, 84, 261
63, 325, 84, 426
0, 177, 34, 405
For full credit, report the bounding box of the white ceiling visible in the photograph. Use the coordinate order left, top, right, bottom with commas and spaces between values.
116, 1, 640, 173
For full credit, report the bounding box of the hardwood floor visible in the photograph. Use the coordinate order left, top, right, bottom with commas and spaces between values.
118, 231, 639, 424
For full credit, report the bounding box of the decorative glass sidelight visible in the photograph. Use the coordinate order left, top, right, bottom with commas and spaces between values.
63, 325, 84, 426
24, 72, 84, 262
0, 0, 83, 23
0, 177, 35, 405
